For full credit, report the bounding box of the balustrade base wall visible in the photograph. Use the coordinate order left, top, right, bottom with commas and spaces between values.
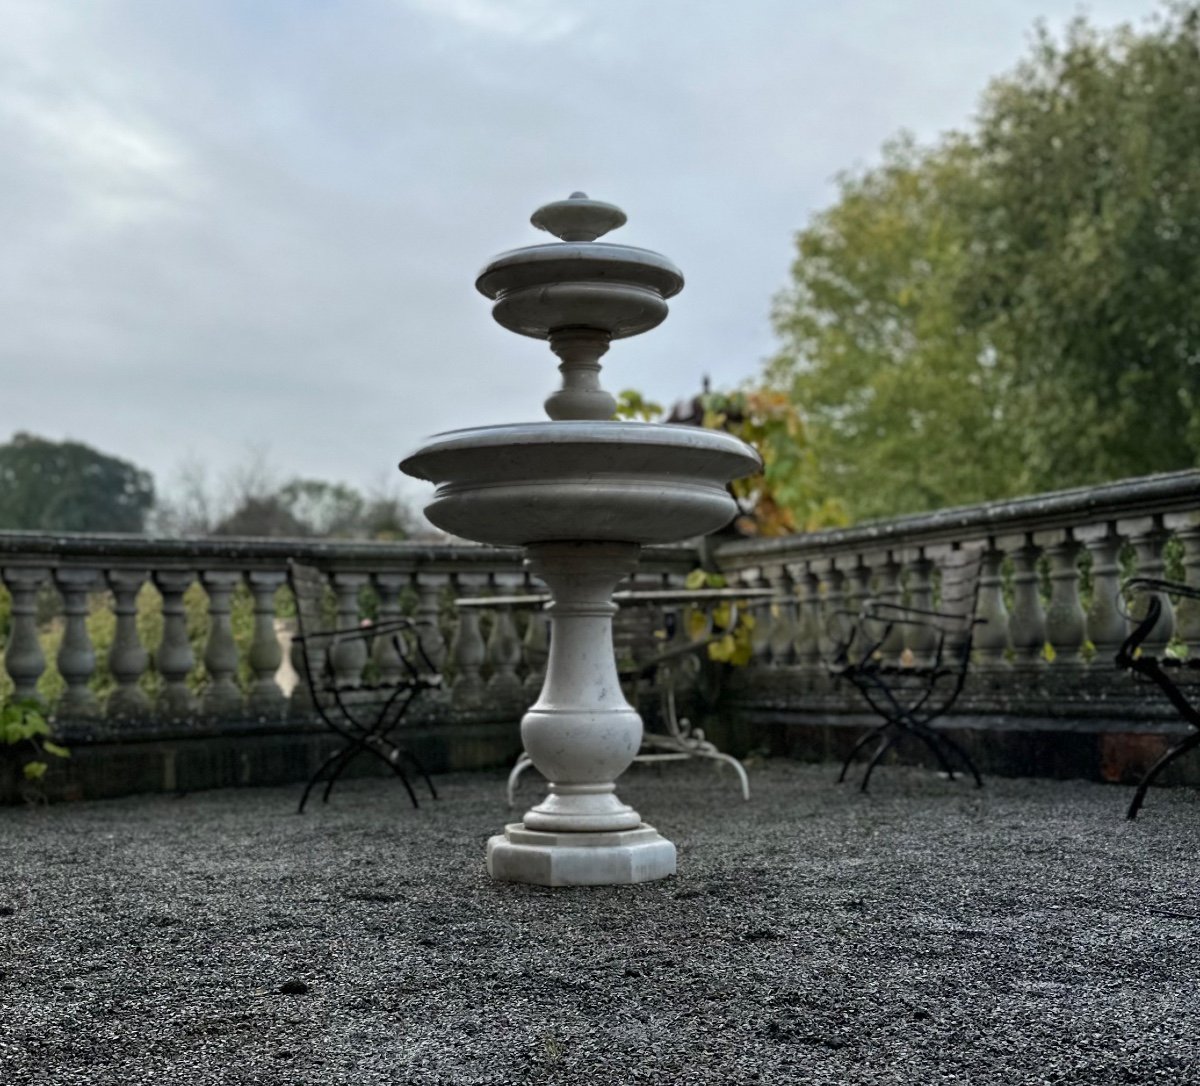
0, 707, 525, 805
715, 667, 1199, 787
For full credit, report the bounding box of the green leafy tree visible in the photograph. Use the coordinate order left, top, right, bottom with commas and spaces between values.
617, 385, 845, 534
771, 4, 1200, 521
0, 433, 155, 533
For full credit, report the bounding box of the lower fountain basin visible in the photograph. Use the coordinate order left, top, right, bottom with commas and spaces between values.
399, 421, 761, 547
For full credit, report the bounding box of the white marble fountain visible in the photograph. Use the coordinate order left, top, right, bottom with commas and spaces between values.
400, 193, 760, 886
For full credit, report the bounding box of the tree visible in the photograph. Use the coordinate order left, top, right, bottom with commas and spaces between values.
618, 384, 846, 536
155, 452, 416, 540
0, 433, 155, 533
770, 4, 1200, 521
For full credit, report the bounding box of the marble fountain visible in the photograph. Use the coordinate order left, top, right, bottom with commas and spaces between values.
400, 193, 760, 886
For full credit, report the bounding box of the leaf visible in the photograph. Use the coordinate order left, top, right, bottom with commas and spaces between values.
42, 741, 71, 759
23, 761, 48, 781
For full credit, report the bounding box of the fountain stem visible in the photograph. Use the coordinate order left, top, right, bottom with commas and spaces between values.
545, 328, 615, 421
516, 542, 643, 832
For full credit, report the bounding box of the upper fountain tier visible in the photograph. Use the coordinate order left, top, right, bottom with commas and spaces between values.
399, 193, 761, 548
475, 192, 684, 422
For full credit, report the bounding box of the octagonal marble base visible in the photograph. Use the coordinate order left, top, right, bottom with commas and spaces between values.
487, 823, 676, 886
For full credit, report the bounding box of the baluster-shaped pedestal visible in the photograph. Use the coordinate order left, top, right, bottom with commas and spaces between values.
486, 603, 524, 703
330, 573, 368, 687
766, 567, 796, 667
372, 573, 408, 684
246, 571, 286, 718
201, 571, 244, 715
3, 568, 48, 701
487, 542, 675, 886
1041, 530, 1086, 665
413, 572, 449, 672
905, 551, 938, 666
1007, 537, 1047, 668
1123, 517, 1175, 655
106, 569, 151, 719
54, 569, 100, 718
973, 544, 1010, 668
450, 574, 487, 708
1171, 517, 1200, 654
154, 571, 197, 718
1080, 524, 1128, 664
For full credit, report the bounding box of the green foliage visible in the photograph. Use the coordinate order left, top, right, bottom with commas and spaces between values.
683, 569, 755, 666
0, 433, 155, 533
771, 5, 1200, 521
618, 384, 844, 534
614, 389, 664, 422
698, 387, 847, 534
0, 697, 69, 791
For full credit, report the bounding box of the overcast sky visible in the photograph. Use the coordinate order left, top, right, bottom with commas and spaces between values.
1, 0, 1159, 513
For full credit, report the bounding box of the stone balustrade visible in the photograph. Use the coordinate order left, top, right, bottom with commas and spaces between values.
4, 468, 1199, 800
0, 533, 696, 799
710, 468, 1200, 782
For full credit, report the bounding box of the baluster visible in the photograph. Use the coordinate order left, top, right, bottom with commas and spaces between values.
371, 573, 407, 684
973, 543, 1011, 667
737, 569, 771, 664
51, 568, 99, 717
792, 564, 822, 680
1079, 523, 1127, 664
246, 571, 286, 716
1122, 516, 1175, 656
412, 571, 449, 672
486, 603, 524, 701
3, 568, 48, 701
873, 551, 906, 666
154, 571, 197, 717
522, 593, 551, 701
200, 570, 243, 715
1040, 529, 1086, 666
450, 575, 487, 708
766, 567, 796, 667
288, 629, 316, 715
1007, 536, 1047, 667
843, 556, 874, 656
818, 560, 847, 662
330, 572, 368, 687
1169, 516, 1200, 654
106, 569, 151, 718
904, 549, 938, 667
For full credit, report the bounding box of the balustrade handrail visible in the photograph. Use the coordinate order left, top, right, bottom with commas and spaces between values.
714, 468, 1200, 570
0, 532, 700, 573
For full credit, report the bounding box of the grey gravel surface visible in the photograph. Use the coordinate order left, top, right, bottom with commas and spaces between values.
2, 760, 1199, 1085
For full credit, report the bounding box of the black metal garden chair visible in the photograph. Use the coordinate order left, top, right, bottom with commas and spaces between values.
829, 546, 986, 792
288, 560, 442, 814
1115, 577, 1200, 820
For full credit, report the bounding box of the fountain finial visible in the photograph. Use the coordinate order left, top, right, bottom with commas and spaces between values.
476, 193, 684, 421
530, 192, 627, 242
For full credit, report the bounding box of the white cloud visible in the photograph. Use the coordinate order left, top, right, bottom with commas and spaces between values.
404, 0, 582, 41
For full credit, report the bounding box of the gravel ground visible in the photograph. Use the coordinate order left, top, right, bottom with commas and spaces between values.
2, 759, 1198, 1085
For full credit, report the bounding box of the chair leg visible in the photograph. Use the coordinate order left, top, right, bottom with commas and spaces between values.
320, 744, 368, 806
378, 751, 421, 809
397, 747, 438, 801
839, 725, 887, 784
928, 728, 984, 788
298, 745, 351, 814
860, 731, 898, 793
1127, 731, 1200, 820
907, 722, 962, 783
